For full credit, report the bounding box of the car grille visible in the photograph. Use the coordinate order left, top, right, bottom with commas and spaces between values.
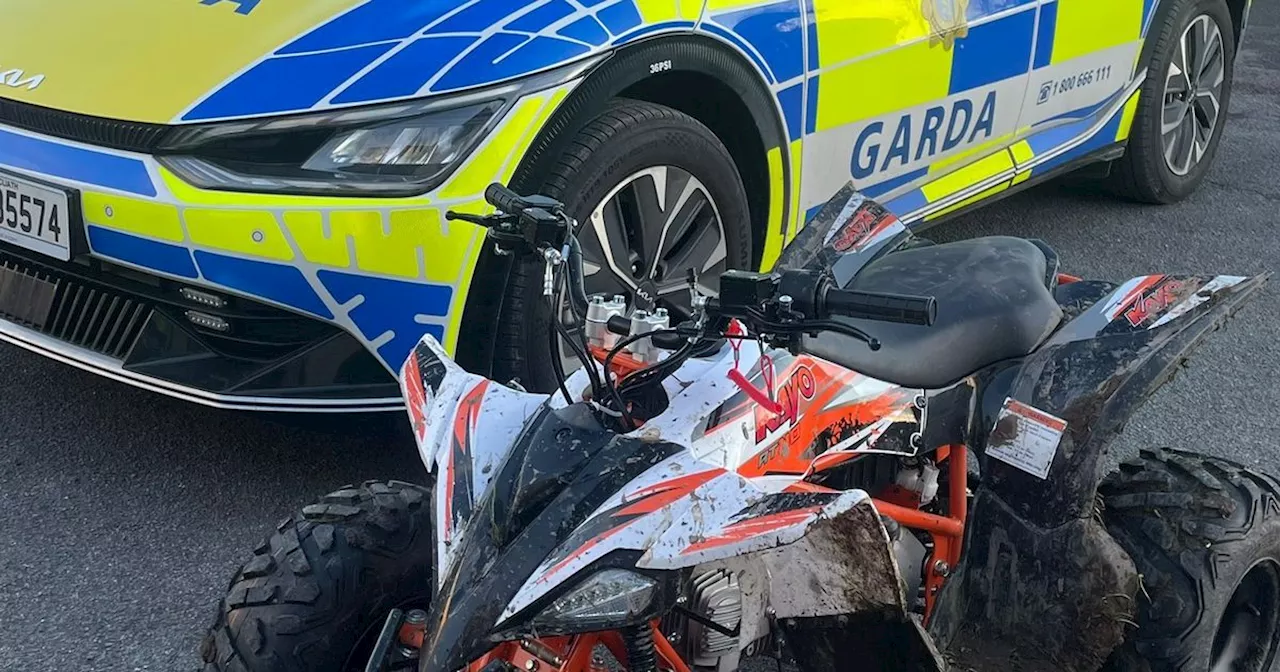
0, 258, 151, 359
0, 97, 169, 153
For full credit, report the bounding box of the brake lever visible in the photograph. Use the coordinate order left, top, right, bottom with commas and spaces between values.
444, 211, 486, 224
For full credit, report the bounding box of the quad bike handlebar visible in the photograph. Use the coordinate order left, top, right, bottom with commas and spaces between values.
447, 183, 937, 336
445, 183, 938, 423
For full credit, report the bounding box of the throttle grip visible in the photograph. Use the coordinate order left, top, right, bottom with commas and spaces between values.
823, 288, 937, 326
484, 183, 526, 213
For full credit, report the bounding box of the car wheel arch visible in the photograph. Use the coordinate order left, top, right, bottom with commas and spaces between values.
1140, 0, 1248, 68
507, 33, 792, 268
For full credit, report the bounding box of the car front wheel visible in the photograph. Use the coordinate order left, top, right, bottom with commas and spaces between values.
489, 98, 754, 391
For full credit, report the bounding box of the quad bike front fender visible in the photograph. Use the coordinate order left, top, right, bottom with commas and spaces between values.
930, 273, 1270, 671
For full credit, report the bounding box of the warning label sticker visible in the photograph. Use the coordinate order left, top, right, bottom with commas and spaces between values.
986, 398, 1068, 480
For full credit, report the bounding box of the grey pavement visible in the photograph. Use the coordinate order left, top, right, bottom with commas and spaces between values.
1, 3, 1277, 669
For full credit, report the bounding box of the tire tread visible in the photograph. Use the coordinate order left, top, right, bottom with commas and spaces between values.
1100, 448, 1280, 670
201, 480, 433, 672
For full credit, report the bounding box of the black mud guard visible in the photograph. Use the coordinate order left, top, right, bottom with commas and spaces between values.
928, 274, 1269, 671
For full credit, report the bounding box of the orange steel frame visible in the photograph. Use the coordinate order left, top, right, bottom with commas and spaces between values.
871, 443, 968, 620
465, 623, 691, 672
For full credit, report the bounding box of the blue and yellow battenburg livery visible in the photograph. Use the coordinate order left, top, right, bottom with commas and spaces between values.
0, 0, 1216, 411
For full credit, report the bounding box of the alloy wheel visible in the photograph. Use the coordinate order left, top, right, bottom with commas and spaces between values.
1162, 14, 1226, 177
581, 166, 728, 317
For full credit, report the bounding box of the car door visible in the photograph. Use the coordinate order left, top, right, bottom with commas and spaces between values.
1012, 0, 1147, 170
800, 0, 1040, 222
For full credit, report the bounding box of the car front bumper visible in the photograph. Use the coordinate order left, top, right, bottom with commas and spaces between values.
0, 243, 404, 412
0, 81, 578, 412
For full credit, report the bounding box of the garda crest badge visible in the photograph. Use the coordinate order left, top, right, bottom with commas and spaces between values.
922, 0, 969, 49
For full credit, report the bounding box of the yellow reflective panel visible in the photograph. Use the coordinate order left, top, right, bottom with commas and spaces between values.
82, 193, 185, 243
282, 211, 350, 268
0, 0, 359, 123
390, 209, 476, 285
813, 0, 932, 65
706, 0, 767, 10
1116, 90, 1142, 141
1051, 0, 1143, 64
815, 41, 953, 132
185, 208, 295, 261
787, 138, 805, 239
921, 149, 1013, 202
925, 182, 1009, 221
760, 145, 788, 271
636, 0, 700, 22
328, 210, 418, 279
1010, 139, 1035, 166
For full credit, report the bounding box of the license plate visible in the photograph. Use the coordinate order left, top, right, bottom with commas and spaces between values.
0, 172, 71, 262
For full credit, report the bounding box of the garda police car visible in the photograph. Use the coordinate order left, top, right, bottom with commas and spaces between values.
0, 0, 1250, 412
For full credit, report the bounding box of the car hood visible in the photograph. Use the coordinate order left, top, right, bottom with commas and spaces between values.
2, 0, 620, 126
0, 0, 359, 124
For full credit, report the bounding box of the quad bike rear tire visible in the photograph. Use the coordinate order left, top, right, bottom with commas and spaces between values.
1099, 448, 1280, 672
201, 481, 435, 672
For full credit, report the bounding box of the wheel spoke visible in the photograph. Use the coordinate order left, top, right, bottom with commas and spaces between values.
645, 172, 704, 279
1179, 113, 1198, 173
585, 205, 639, 291
627, 168, 679, 277
570, 165, 731, 326
1194, 89, 1221, 136
1200, 25, 1225, 88
1190, 17, 1209, 86
1163, 99, 1189, 136
1169, 34, 1192, 95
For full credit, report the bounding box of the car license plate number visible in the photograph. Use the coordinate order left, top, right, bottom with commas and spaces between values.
0, 172, 71, 262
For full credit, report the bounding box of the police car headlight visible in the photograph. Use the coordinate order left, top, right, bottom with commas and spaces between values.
158, 99, 503, 197
156, 57, 601, 198
527, 569, 658, 634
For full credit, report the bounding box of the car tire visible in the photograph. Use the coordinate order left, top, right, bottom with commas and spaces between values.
1108, 0, 1236, 203
1099, 448, 1280, 672
200, 481, 435, 672
487, 98, 753, 392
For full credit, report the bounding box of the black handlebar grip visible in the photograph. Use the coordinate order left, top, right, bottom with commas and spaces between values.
823, 288, 937, 326
484, 183, 525, 213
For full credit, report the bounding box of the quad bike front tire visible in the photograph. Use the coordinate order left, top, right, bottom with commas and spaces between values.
1100, 448, 1280, 672
201, 481, 435, 672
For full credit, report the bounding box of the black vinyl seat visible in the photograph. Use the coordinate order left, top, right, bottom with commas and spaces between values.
801, 236, 1064, 389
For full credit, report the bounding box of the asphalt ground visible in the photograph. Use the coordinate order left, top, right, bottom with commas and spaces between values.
1, 4, 1277, 669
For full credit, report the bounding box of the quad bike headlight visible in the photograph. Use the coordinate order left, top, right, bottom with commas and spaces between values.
529, 569, 658, 634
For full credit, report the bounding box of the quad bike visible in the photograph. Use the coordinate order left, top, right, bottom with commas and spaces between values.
202, 183, 1280, 672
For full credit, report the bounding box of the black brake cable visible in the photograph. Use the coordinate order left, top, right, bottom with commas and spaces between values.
602, 328, 682, 429
551, 267, 604, 405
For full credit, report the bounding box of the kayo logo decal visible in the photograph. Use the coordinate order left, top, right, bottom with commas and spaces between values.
851, 91, 998, 181
1123, 278, 1192, 327
0, 67, 44, 91
754, 365, 817, 444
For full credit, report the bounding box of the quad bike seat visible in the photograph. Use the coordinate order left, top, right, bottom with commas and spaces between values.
801, 236, 1064, 389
